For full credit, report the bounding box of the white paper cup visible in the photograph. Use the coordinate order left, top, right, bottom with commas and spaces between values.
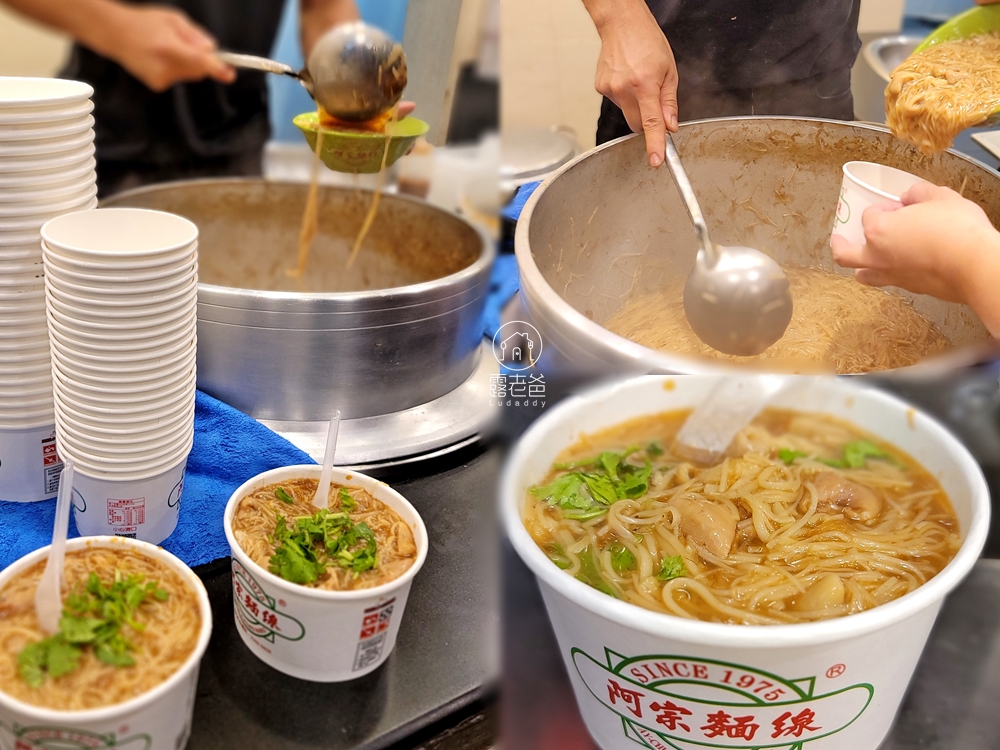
56, 425, 192, 465
223, 465, 429, 682
0, 157, 95, 189
43, 275, 197, 308
831, 162, 926, 246
0, 536, 211, 748
0, 185, 96, 214
0, 114, 93, 141
0, 101, 93, 125
47, 312, 193, 345
45, 284, 197, 321
0, 199, 96, 233
41, 251, 196, 284
54, 401, 195, 439
0, 144, 96, 173
51, 353, 195, 387
53, 376, 195, 415
0, 174, 95, 202
502, 375, 990, 750
0, 77, 93, 106
45, 266, 197, 298
42, 207, 198, 260
0, 422, 59, 501
46, 298, 197, 332
41, 242, 197, 272
49, 328, 193, 363
0, 129, 93, 158
57, 412, 193, 451
0, 359, 49, 376
67, 436, 191, 480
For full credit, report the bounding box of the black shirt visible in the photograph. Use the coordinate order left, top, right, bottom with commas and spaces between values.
62, 0, 285, 165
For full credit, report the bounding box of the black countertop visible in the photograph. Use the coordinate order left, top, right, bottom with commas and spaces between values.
186, 444, 500, 750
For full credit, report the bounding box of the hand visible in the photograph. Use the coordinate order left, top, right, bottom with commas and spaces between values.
593, 3, 678, 168
831, 182, 999, 305
398, 101, 416, 118
976, 0, 1000, 5
99, 5, 235, 92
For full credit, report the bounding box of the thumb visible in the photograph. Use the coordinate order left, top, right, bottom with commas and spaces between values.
899, 180, 941, 206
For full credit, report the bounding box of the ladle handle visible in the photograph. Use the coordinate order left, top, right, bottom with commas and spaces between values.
664, 134, 718, 267
216, 51, 299, 78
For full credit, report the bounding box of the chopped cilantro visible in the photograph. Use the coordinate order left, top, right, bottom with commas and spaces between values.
17, 570, 168, 687
820, 440, 898, 469
575, 548, 618, 598
269, 507, 380, 585
274, 486, 294, 504
339, 487, 356, 510
646, 440, 663, 457
531, 449, 653, 521
657, 556, 687, 581
608, 542, 636, 574
547, 546, 572, 570
779, 448, 809, 465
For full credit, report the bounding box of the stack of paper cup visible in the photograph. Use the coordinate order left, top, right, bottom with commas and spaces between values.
41, 208, 198, 544
0, 77, 97, 502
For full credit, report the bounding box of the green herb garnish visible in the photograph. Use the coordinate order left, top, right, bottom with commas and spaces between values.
647, 440, 664, 457
657, 556, 687, 581
575, 547, 618, 598
779, 448, 809, 465
818, 439, 898, 469
531, 449, 653, 521
17, 571, 168, 688
339, 487, 356, 510
547, 546, 572, 570
269, 507, 378, 585
274, 486, 294, 504
608, 542, 636, 574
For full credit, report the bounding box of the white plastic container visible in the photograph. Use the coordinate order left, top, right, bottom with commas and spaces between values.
831, 161, 925, 246
0, 536, 211, 749
502, 376, 990, 750
0, 422, 60, 501
71, 455, 188, 542
223, 465, 429, 682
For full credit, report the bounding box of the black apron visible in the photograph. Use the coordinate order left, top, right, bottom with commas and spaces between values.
597, 0, 862, 144
61, 0, 285, 193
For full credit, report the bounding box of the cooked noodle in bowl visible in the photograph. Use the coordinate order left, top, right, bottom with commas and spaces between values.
502, 376, 989, 750
0, 537, 212, 748
223, 465, 428, 682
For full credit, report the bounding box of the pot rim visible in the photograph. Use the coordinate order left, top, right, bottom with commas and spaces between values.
501, 374, 991, 648
514, 118, 1000, 376
103, 178, 497, 311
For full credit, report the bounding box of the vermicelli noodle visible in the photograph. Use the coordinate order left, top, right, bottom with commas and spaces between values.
523, 409, 961, 625
0, 547, 200, 710
886, 33, 1000, 154
604, 266, 951, 373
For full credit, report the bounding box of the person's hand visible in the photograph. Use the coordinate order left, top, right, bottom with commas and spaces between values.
398, 101, 416, 118
975, 0, 1000, 6
99, 5, 235, 92
831, 182, 999, 305
592, 2, 678, 168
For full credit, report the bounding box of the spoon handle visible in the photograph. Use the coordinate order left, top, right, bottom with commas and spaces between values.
216, 51, 299, 78
664, 134, 717, 267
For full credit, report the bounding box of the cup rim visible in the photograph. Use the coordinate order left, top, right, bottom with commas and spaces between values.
56, 408, 193, 441
0, 130, 94, 158
501, 375, 991, 649
41, 252, 195, 284
44, 299, 197, 332
51, 353, 194, 384
0, 101, 93, 125
55, 420, 193, 462
0, 535, 212, 720
0, 78, 94, 107
42, 208, 199, 258
41, 241, 197, 271
0, 158, 95, 188
0, 174, 95, 203
47, 324, 191, 353
48, 331, 194, 364
842, 161, 924, 203
60, 438, 193, 476
45, 284, 198, 319
223, 464, 429, 602
45, 314, 192, 343
0, 187, 97, 217
0, 144, 95, 173
45, 265, 197, 297
0, 115, 94, 141
53, 370, 196, 407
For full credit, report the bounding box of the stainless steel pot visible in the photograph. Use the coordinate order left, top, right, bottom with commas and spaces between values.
105, 179, 494, 420
515, 118, 1000, 376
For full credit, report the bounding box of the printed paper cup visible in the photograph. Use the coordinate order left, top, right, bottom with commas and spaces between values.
831, 162, 925, 246
0, 423, 59, 502
0, 536, 211, 748
71, 455, 188, 542
502, 376, 990, 750
223, 465, 429, 682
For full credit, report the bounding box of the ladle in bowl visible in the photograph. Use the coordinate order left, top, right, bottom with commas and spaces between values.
312, 410, 342, 509
663, 134, 793, 356
217, 21, 406, 123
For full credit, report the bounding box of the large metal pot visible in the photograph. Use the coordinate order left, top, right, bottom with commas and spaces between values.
516, 118, 1000, 376
106, 179, 494, 420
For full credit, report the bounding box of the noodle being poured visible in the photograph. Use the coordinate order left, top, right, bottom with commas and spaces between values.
523, 408, 960, 625
0, 546, 201, 710
232, 478, 417, 591
886, 33, 1000, 154
604, 266, 951, 373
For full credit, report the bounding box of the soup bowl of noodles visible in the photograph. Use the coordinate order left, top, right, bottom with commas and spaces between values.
0, 536, 212, 750
501, 376, 989, 750
223, 465, 427, 682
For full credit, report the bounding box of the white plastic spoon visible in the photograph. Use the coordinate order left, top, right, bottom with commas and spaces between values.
312, 410, 342, 509
34, 458, 74, 634
674, 377, 789, 464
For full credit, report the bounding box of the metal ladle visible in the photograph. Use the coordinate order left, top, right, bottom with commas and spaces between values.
217, 21, 407, 122
664, 134, 793, 357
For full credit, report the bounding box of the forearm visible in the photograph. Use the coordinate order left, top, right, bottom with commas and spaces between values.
2, 0, 126, 58
582, 0, 654, 37
300, 0, 359, 58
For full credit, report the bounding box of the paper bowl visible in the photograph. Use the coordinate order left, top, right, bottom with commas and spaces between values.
51, 352, 194, 386
501, 375, 990, 750
0, 100, 92, 125
45, 287, 197, 324
55, 420, 192, 464
66, 438, 191, 483
0, 144, 95, 173
0, 185, 96, 215
0, 114, 93, 141
0, 77, 93, 107
46, 312, 192, 345
0, 174, 95, 203
53, 371, 195, 411
0, 157, 95, 189
293, 112, 429, 173
41, 207, 198, 261
40, 251, 195, 285
0, 422, 57, 501
53, 397, 195, 435
831, 162, 926, 246
0, 537, 210, 748
223, 464, 429, 681
44, 266, 197, 299
0, 129, 94, 158
56, 409, 192, 448
45, 297, 197, 332
41, 241, 196, 272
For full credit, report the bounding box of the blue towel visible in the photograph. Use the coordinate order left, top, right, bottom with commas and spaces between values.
0, 391, 315, 571
483, 254, 520, 340
502, 182, 541, 223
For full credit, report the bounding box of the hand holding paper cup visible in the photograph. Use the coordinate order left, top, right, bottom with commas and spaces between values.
831, 161, 925, 246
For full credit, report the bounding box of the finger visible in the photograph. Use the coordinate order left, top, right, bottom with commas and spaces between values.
173, 15, 218, 52
204, 55, 237, 84
830, 233, 868, 269
660, 77, 678, 132
854, 268, 895, 287
899, 180, 940, 206
637, 89, 666, 167
397, 101, 416, 117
